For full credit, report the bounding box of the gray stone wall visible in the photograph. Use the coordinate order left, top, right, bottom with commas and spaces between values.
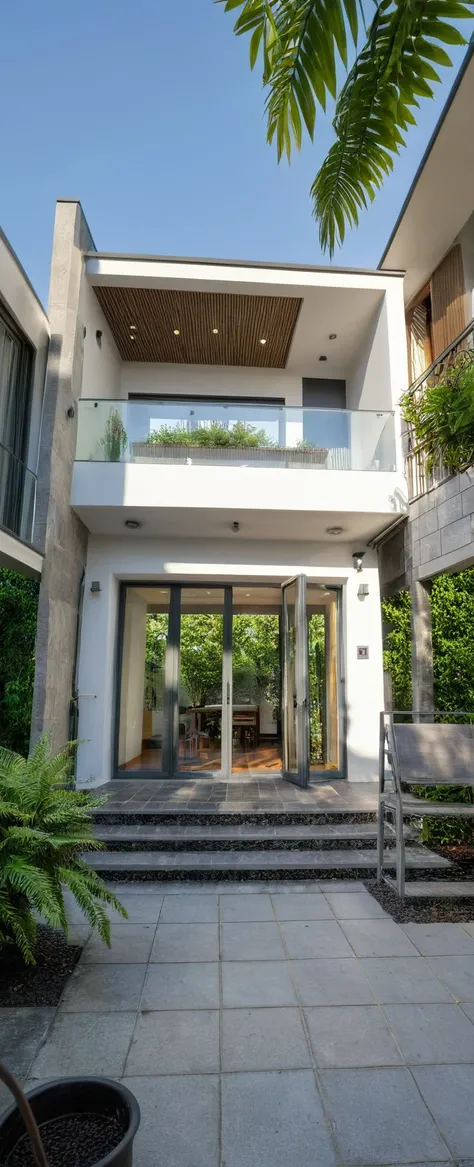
31, 201, 94, 751
410, 469, 474, 580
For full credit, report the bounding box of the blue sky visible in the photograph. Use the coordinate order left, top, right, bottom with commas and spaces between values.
0, 0, 469, 308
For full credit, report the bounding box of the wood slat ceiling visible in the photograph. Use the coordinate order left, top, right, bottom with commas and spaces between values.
93, 286, 302, 367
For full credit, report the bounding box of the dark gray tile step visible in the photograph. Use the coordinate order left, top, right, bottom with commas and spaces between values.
84, 845, 449, 875
404, 881, 474, 898
93, 821, 395, 852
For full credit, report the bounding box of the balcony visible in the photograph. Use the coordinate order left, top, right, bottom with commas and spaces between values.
0, 443, 36, 545
76, 399, 397, 471
72, 399, 405, 543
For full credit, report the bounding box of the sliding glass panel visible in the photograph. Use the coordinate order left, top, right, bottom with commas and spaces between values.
178, 588, 225, 773
307, 585, 340, 772
282, 575, 309, 788
232, 586, 282, 773
118, 586, 170, 772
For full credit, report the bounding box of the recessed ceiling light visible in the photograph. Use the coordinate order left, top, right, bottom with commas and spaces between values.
206, 591, 211, 595
246, 592, 251, 597
212, 328, 219, 335
124, 519, 141, 529
160, 589, 167, 594
319, 354, 327, 361
173, 328, 180, 336
260, 338, 267, 345
129, 324, 137, 332
129, 334, 136, 341
326, 526, 343, 535
329, 333, 337, 340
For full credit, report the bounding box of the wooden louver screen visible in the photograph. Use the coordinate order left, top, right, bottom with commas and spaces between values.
430, 244, 468, 358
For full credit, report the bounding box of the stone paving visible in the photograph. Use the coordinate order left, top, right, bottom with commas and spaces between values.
96, 776, 379, 813
4, 880, 474, 1166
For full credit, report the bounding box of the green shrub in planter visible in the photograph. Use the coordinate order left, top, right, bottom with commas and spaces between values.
146, 421, 273, 448
401, 350, 474, 474
100, 409, 128, 461
0, 734, 126, 964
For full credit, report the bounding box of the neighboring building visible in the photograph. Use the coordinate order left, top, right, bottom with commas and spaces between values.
0, 228, 48, 579
31, 198, 408, 786
379, 41, 474, 709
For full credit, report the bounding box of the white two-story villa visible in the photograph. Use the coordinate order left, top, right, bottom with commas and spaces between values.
32, 199, 408, 789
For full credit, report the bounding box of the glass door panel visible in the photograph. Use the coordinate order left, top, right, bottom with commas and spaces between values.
281, 575, 309, 788
307, 585, 340, 772
177, 588, 225, 773
118, 586, 170, 773
231, 586, 282, 773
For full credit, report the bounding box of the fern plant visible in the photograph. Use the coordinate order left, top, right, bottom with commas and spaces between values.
0, 734, 127, 965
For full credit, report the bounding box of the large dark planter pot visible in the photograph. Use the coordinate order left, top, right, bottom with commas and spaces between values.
0, 1078, 140, 1167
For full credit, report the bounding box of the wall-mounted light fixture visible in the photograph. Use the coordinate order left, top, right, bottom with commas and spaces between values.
90, 581, 101, 594
67, 406, 75, 419
232, 521, 240, 533
125, 519, 141, 529
353, 551, 365, 573
358, 582, 369, 599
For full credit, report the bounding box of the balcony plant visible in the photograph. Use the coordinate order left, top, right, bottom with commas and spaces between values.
100, 408, 128, 461
401, 349, 474, 475
146, 421, 273, 448
0, 733, 126, 965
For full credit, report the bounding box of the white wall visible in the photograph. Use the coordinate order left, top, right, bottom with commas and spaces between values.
75, 536, 384, 787
0, 230, 49, 474
120, 363, 304, 405
78, 275, 121, 400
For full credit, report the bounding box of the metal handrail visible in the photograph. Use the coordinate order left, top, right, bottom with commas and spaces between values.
403, 319, 474, 500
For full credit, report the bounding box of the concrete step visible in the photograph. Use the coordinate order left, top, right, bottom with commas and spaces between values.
93, 809, 378, 825
403, 880, 474, 899
85, 844, 450, 881
93, 821, 395, 852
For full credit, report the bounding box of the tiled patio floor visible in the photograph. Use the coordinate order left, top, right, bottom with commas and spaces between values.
95, 776, 378, 814
5, 881, 474, 1166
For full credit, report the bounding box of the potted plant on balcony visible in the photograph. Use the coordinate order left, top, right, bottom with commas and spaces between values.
401, 348, 474, 475
131, 421, 328, 466
100, 409, 128, 462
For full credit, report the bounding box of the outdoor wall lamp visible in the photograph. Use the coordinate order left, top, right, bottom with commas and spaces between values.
353, 551, 365, 573
358, 583, 369, 599
90, 581, 101, 595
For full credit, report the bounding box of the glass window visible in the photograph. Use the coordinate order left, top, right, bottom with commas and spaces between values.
118, 586, 170, 772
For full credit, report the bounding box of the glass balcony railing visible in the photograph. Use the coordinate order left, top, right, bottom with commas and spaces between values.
0, 442, 36, 544
75, 399, 397, 472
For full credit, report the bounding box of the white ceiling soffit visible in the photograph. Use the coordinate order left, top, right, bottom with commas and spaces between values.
380, 44, 474, 304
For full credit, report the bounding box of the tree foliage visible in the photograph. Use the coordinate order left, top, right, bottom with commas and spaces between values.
0, 734, 126, 964
219, 0, 474, 254
0, 570, 39, 756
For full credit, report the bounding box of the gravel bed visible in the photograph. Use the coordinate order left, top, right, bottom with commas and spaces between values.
93, 811, 377, 826
98, 837, 380, 853
365, 879, 474, 923
0, 927, 82, 1008
6, 1111, 128, 1167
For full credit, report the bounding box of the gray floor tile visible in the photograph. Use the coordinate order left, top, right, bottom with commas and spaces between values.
280, 920, 353, 959
413, 1064, 474, 1159
323, 892, 388, 919
60, 964, 146, 1012
221, 1070, 337, 1167
105, 893, 164, 924
220, 893, 275, 921
221, 1007, 311, 1071
221, 921, 286, 961
383, 1002, 474, 1064
319, 1067, 448, 1164
340, 919, 419, 958
362, 958, 454, 1003
125, 1010, 219, 1075
317, 881, 367, 892
222, 960, 298, 1007
291, 958, 375, 1006
0, 1008, 55, 1110
123, 1075, 219, 1167
401, 922, 474, 956
29, 1012, 136, 1077
150, 923, 218, 962
141, 963, 219, 1010
427, 956, 474, 1001
305, 1005, 403, 1068
81, 924, 155, 964
159, 894, 218, 923
271, 893, 335, 920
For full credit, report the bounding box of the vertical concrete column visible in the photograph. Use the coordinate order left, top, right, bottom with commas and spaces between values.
410, 579, 434, 715
31, 201, 94, 751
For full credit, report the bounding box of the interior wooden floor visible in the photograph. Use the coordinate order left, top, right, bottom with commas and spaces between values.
120, 743, 338, 775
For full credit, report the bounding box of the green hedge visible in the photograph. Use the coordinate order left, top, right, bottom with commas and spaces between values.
0, 569, 39, 755
382, 569, 474, 845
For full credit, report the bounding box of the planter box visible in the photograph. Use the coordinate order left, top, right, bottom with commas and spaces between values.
130, 442, 329, 467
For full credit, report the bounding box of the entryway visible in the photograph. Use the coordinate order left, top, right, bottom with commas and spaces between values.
116, 578, 343, 783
